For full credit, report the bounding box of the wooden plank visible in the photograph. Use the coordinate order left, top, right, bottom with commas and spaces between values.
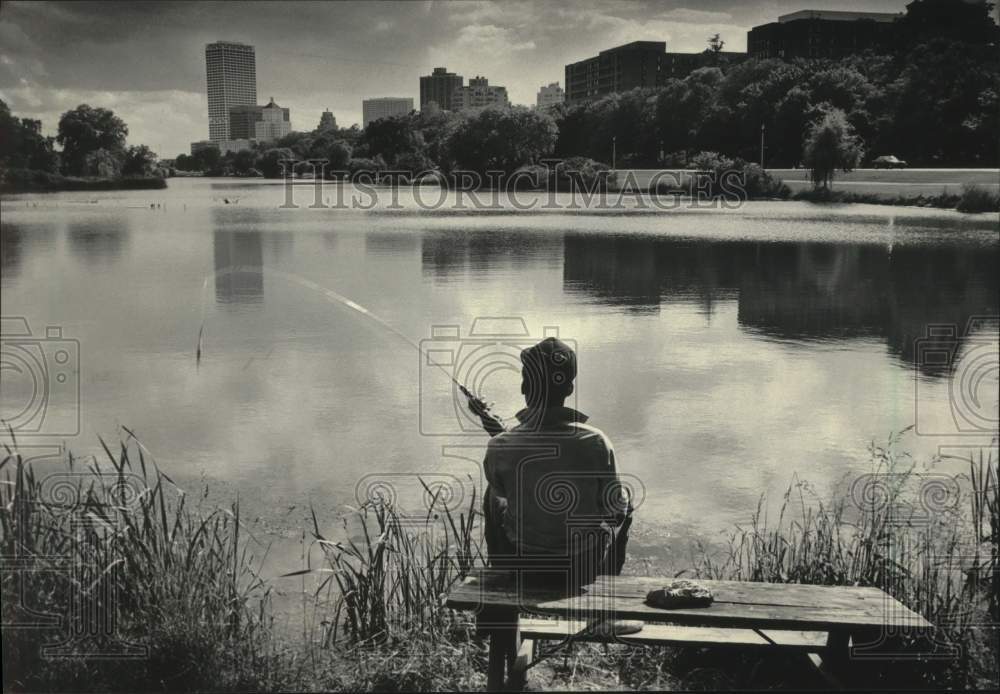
806, 652, 845, 690
518, 617, 828, 651
590, 575, 889, 606
446, 573, 932, 631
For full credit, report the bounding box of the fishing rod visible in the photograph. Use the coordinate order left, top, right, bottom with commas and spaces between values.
195, 266, 506, 435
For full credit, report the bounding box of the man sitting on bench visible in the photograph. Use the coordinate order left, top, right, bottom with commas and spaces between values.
467, 337, 632, 590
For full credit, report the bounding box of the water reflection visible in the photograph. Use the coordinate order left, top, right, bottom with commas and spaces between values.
420, 229, 562, 280
67, 219, 129, 265
213, 230, 263, 305
0, 223, 56, 280
562, 234, 999, 375
365, 231, 418, 256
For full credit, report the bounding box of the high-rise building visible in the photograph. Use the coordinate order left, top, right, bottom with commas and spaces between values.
564, 41, 666, 104
362, 97, 415, 126
317, 109, 338, 131
535, 82, 565, 111
205, 41, 257, 142
254, 98, 291, 141
747, 10, 900, 59
453, 77, 509, 111
228, 105, 263, 140
420, 67, 463, 111
227, 98, 290, 142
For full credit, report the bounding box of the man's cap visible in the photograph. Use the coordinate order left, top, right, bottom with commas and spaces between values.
520, 337, 577, 393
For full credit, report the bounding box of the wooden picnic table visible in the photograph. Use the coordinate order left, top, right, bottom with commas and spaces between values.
446, 569, 934, 691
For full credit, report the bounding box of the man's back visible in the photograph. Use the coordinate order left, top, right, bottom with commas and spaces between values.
483, 406, 621, 556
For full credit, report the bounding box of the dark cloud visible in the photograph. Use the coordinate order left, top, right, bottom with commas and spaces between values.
0, 0, 909, 156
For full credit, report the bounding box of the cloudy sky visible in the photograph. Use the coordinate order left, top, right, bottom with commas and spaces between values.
1, 0, 913, 157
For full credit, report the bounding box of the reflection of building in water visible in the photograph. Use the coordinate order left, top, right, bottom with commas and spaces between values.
66, 220, 129, 265
564, 235, 663, 312
365, 231, 418, 256
1, 224, 26, 278
561, 234, 999, 376
420, 230, 562, 281
213, 230, 263, 305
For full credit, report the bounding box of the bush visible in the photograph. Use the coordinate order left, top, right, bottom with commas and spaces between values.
683, 152, 788, 200
956, 183, 1000, 213
741, 163, 790, 199
553, 156, 615, 191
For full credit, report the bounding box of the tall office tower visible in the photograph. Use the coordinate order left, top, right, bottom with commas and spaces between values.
419, 67, 463, 111
205, 41, 257, 142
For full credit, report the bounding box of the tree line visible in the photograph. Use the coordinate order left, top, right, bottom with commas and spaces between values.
0, 100, 163, 180
172, 32, 996, 184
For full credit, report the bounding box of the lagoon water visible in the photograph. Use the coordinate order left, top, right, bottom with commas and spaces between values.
2, 178, 998, 580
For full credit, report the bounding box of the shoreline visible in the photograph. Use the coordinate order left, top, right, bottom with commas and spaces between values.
165, 173, 1000, 214
0, 168, 167, 193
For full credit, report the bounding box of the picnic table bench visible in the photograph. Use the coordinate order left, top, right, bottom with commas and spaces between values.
446, 569, 934, 691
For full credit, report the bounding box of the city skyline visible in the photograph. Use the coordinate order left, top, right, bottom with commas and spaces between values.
0, 0, 964, 156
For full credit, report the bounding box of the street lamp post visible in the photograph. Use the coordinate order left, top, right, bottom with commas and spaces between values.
612, 136, 617, 171
760, 123, 766, 171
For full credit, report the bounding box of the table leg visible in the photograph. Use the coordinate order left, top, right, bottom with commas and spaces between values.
484, 607, 520, 692
822, 628, 851, 688
508, 638, 533, 691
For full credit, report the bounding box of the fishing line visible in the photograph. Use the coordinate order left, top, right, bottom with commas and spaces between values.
196, 265, 484, 404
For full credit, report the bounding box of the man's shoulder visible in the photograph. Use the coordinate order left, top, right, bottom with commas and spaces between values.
496, 420, 612, 447
569, 421, 613, 447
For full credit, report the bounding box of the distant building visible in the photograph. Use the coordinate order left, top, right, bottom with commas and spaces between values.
317, 109, 337, 131
565, 41, 668, 104
535, 82, 564, 111
420, 67, 463, 111
453, 76, 509, 111
227, 98, 291, 143
362, 97, 414, 126
190, 139, 255, 156
191, 140, 219, 155
205, 41, 257, 142
228, 105, 263, 140
748, 10, 900, 60
219, 139, 257, 155
254, 98, 291, 141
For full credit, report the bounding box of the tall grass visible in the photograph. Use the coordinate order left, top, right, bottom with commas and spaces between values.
4, 428, 996, 690
694, 431, 998, 689
302, 480, 484, 645
0, 428, 281, 692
